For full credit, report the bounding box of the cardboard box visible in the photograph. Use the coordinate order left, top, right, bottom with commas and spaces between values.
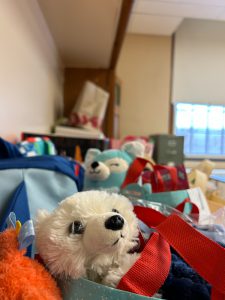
150, 134, 184, 165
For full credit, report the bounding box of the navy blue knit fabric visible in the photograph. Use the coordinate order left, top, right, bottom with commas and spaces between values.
161, 250, 211, 300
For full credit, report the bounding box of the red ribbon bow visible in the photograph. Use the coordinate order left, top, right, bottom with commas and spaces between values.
69, 112, 100, 129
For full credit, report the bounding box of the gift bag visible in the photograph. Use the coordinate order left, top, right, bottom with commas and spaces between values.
121, 157, 211, 221
68, 81, 109, 131
60, 278, 159, 300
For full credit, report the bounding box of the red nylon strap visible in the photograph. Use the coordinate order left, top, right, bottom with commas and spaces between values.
121, 157, 149, 189
134, 205, 167, 227
175, 198, 199, 222
212, 288, 225, 300
117, 232, 171, 296
156, 214, 225, 298
153, 165, 178, 192
134, 206, 225, 299
121, 157, 179, 192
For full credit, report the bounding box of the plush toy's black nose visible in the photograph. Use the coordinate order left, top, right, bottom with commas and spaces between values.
105, 215, 124, 230
91, 161, 99, 169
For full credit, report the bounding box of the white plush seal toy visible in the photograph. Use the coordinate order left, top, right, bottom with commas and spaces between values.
35, 191, 140, 287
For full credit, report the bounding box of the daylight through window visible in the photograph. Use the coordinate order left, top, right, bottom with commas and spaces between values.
174, 103, 225, 157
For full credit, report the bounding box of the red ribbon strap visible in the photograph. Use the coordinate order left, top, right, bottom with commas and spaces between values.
156, 214, 225, 299
121, 157, 149, 189
134, 205, 167, 227
133, 206, 225, 299
175, 198, 199, 222
117, 232, 171, 297
211, 288, 225, 300
121, 157, 185, 193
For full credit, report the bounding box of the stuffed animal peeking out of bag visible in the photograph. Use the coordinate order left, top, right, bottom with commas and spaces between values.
36, 191, 140, 287
83, 141, 145, 191
36, 191, 211, 300
0, 216, 62, 300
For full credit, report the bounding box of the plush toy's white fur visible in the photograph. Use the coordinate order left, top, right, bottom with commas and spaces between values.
35, 191, 140, 287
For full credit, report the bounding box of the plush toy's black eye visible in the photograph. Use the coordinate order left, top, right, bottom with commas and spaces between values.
112, 208, 119, 214
69, 221, 84, 234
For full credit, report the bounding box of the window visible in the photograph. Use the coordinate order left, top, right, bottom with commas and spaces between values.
174, 103, 225, 157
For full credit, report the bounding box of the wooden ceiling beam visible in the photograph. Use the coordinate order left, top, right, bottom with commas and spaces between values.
109, 0, 134, 70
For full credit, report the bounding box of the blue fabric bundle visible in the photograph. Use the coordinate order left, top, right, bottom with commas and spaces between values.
161, 250, 211, 300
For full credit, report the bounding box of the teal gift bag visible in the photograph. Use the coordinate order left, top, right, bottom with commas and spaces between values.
60, 278, 159, 300
121, 184, 210, 222
120, 157, 211, 221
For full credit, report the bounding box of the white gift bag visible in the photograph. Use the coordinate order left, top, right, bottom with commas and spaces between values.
69, 81, 109, 131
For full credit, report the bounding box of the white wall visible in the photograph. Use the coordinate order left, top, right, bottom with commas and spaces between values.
0, 0, 64, 141
173, 19, 225, 104
116, 34, 172, 137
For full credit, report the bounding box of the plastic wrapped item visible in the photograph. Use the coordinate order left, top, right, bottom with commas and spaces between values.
132, 200, 193, 241
195, 207, 225, 244
132, 199, 193, 222
194, 223, 225, 245
132, 199, 225, 245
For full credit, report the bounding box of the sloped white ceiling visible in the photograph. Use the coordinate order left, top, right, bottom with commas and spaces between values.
129, 0, 225, 36
38, 0, 122, 68
37, 0, 225, 68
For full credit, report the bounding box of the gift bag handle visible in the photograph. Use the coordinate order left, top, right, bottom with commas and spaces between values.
129, 206, 225, 299
117, 232, 171, 297
121, 157, 178, 192
121, 157, 152, 189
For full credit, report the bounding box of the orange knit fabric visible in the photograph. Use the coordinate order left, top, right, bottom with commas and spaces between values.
0, 228, 62, 300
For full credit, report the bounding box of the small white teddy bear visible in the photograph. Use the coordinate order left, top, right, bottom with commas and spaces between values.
35, 191, 140, 287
